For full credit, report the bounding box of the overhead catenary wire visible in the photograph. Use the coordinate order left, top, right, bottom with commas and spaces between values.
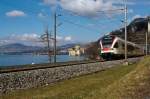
60, 18, 101, 33
59, 8, 124, 22
58, 8, 124, 30
60, 16, 123, 36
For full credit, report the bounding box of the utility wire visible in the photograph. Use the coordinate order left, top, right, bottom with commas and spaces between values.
60, 18, 101, 33
61, 14, 122, 33
59, 8, 123, 26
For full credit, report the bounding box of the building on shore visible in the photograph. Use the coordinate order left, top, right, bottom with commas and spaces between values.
68, 45, 85, 56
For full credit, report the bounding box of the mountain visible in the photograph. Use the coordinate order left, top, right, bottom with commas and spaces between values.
0, 43, 87, 55
110, 17, 149, 45
59, 43, 79, 50
58, 43, 86, 50
0, 43, 42, 54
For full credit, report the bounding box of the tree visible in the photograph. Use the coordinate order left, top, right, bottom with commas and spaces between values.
85, 40, 100, 60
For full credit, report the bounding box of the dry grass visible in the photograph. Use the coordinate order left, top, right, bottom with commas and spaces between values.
101, 56, 150, 99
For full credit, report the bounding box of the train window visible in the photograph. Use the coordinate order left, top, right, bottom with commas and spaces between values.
102, 35, 114, 45
122, 43, 125, 49
128, 45, 134, 50
114, 42, 119, 48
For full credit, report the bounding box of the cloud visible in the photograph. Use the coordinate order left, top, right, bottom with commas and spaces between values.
131, 14, 148, 21
10, 33, 40, 41
132, 14, 141, 20
43, 0, 58, 5
0, 33, 42, 46
64, 36, 72, 41
106, 0, 135, 5
42, 0, 134, 17
53, 35, 73, 45
128, 9, 134, 13
56, 35, 72, 41
6, 10, 26, 17
38, 12, 46, 18
0, 33, 73, 46
56, 35, 63, 40
0, 40, 9, 45
60, 0, 116, 17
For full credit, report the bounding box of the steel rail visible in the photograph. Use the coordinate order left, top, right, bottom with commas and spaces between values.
0, 60, 103, 74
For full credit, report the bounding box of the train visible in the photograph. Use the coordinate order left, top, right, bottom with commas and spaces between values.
99, 35, 144, 60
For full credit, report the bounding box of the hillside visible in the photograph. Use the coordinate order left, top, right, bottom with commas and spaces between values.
58, 43, 85, 50
110, 17, 149, 45
102, 56, 150, 99
0, 43, 42, 54
0, 43, 86, 54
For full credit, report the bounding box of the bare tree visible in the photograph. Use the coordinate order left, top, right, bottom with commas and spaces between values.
85, 40, 101, 60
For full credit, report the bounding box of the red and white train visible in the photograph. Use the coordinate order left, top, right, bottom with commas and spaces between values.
99, 35, 144, 59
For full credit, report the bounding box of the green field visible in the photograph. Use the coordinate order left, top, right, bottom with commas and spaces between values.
1, 57, 150, 99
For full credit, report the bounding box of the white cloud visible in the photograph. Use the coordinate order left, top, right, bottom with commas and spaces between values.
56, 35, 72, 41
43, 0, 58, 5
60, 0, 116, 17
131, 14, 148, 21
0, 40, 9, 45
56, 35, 63, 40
10, 33, 40, 41
106, 0, 135, 5
132, 14, 141, 20
56, 35, 73, 45
64, 36, 72, 41
6, 10, 26, 17
0, 33, 42, 46
42, 0, 134, 17
38, 13, 44, 18
0, 33, 74, 46
128, 9, 134, 13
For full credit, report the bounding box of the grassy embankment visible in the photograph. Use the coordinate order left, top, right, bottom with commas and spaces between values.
1, 56, 150, 99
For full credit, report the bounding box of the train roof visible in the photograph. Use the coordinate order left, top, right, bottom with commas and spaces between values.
100, 35, 142, 49
99, 35, 115, 40
115, 37, 142, 48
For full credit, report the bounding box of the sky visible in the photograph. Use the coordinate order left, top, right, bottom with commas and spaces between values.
0, 0, 150, 46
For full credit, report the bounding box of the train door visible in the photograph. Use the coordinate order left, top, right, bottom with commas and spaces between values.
118, 41, 125, 55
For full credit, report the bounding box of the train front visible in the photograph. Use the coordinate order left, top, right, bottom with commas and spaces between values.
99, 35, 116, 60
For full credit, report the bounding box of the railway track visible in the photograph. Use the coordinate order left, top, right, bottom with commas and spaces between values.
0, 56, 143, 74
0, 60, 103, 74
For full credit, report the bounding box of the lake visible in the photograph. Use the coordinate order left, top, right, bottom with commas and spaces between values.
0, 54, 86, 67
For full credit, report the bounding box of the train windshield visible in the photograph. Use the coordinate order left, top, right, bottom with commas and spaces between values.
102, 35, 114, 48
